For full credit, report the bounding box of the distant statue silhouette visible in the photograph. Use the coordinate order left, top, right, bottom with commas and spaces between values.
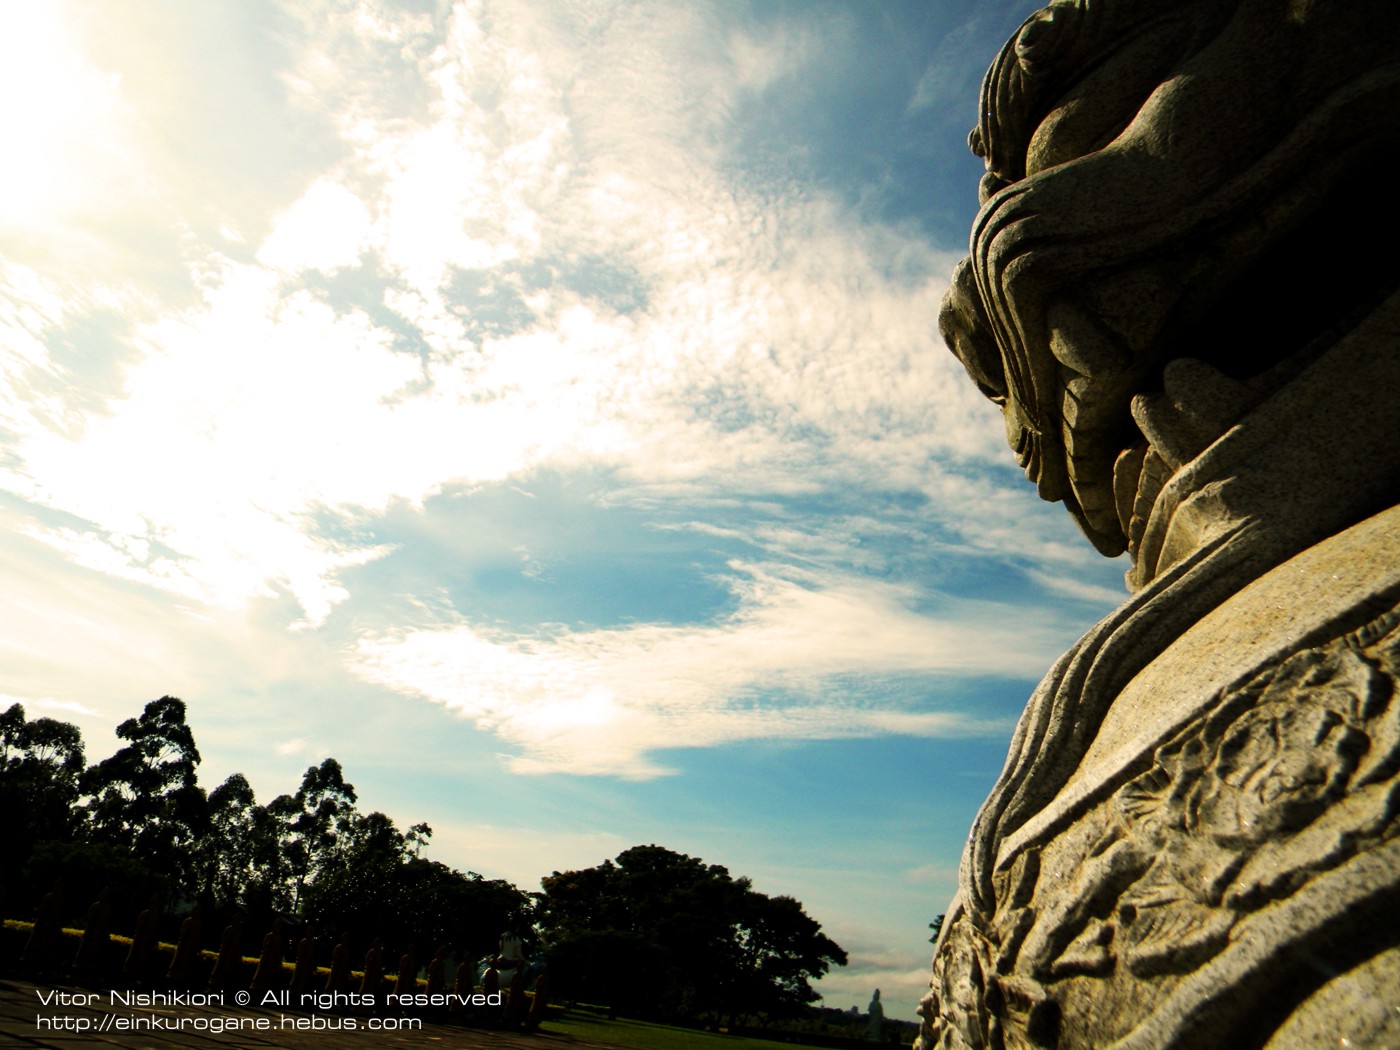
864, 988, 884, 1042
208, 911, 244, 990
527, 965, 551, 1029
359, 937, 383, 994
450, 957, 474, 1016
394, 944, 417, 995
426, 945, 447, 997
289, 925, 318, 1000
20, 880, 64, 972
249, 917, 285, 994
123, 894, 162, 984
325, 931, 352, 994
72, 887, 112, 982
167, 905, 202, 986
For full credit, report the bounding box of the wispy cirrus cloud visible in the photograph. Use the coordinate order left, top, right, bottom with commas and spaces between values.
0, 2, 1115, 1022
353, 561, 1070, 778
0, 0, 1013, 629
0, 0, 1117, 783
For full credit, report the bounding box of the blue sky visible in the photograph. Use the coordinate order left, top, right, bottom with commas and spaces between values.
0, 0, 1128, 1018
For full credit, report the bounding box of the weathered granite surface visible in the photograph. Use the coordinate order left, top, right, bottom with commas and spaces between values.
922, 1, 1400, 1046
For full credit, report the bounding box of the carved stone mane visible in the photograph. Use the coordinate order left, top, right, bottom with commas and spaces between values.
924, 1, 1400, 1046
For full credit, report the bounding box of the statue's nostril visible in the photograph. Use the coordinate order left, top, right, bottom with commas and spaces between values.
940, 258, 1007, 405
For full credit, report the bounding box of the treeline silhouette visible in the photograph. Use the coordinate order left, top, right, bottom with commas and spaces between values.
1, 696, 850, 1031
1, 696, 530, 968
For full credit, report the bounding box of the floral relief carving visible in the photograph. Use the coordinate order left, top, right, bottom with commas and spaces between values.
926, 612, 1400, 1048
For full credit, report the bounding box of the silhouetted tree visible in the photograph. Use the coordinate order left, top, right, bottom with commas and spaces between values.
722, 890, 848, 1022
4, 697, 536, 971
269, 758, 358, 912
200, 773, 259, 906
538, 845, 846, 1025
391, 858, 534, 962
0, 703, 85, 880
78, 697, 207, 898
299, 809, 534, 960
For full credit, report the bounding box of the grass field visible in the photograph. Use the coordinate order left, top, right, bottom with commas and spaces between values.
546, 1013, 852, 1050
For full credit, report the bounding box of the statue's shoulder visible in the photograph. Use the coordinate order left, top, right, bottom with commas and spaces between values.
923, 0, 1400, 1043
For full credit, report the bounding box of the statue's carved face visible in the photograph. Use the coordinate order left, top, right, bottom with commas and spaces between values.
940, 0, 1400, 562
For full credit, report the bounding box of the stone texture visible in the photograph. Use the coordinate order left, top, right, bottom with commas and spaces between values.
923, 1, 1400, 1046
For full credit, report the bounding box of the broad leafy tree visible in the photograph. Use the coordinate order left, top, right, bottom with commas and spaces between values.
726, 891, 848, 1020
304, 816, 534, 962
391, 858, 535, 962
538, 845, 846, 1025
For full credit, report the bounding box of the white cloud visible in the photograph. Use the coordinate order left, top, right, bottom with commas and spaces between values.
0, 693, 97, 719
4, 262, 414, 624
258, 179, 372, 274
905, 862, 960, 887
0, 518, 258, 736
0, 4, 148, 244
816, 958, 933, 1022
727, 22, 824, 94
1024, 567, 1128, 606
810, 916, 937, 1021
429, 821, 630, 888
353, 562, 1060, 778
34, 698, 99, 717
0, 262, 70, 439
0, 0, 1019, 630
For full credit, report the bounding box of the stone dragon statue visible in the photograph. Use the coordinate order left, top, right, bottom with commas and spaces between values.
923, 0, 1400, 1045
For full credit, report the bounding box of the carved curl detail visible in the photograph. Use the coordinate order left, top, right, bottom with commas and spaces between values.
923, 609, 1400, 1049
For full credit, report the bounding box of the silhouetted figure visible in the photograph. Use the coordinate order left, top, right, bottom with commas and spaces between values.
123, 894, 162, 985
504, 966, 527, 1027
359, 937, 383, 995
426, 945, 447, 998
167, 905, 203, 986
450, 958, 473, 1018
289, 925, 317, 1001
325, 931, 352, 994
20, 880, 64, 974
394, 943, 417, 996
249, 917, 285, 996
72, 887, 112, 983
207, 911, 244, 990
